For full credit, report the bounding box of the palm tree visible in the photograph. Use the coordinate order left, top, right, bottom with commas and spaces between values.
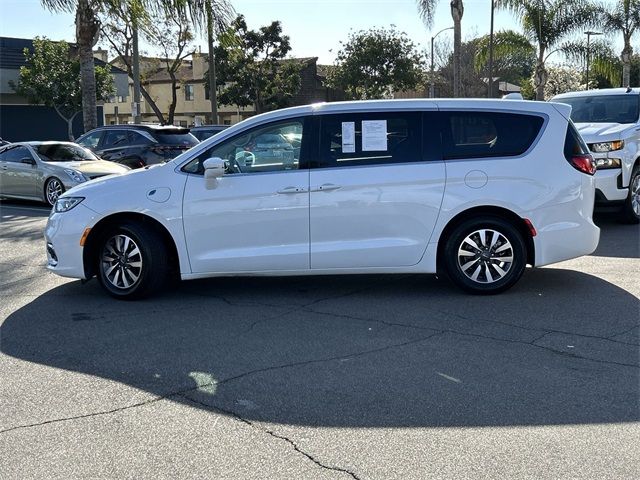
599, 0, 640, 87
418, 0, 464, 98
40, 0, 222, 132
496, 0, 599, 100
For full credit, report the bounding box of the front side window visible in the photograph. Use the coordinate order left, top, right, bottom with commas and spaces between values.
318, 112, 422, 168
0, 146, 32, 163
442, 112, 544, 159
182, 118, 307, 175
77, 131, 102, 149
101, 130, 129, 148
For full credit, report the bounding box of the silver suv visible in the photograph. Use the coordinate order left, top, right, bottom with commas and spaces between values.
552, 88, 640, 223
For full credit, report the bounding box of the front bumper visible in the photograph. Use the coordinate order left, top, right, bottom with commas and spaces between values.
594, 167, 627, 202
44, 204, 97, 279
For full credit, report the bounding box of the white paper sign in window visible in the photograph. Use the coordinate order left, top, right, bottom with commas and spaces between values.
341, 122, 355, 153
362, 120, 388, 151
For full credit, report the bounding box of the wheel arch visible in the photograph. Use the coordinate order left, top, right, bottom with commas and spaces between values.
436, 205, 535, 273
83, 212, 180, 280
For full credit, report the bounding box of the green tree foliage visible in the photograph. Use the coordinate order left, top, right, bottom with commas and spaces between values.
11, 37, 114, 140
211, 15, 302, 114
326, 27, 426, 100
475, 30, 537, 88
599, 0, 640, 87
496, 0, 600, 100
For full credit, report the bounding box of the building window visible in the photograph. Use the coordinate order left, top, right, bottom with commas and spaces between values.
185, 84, 194, 101
179, 120, 188, 127
117, 95, 126, 103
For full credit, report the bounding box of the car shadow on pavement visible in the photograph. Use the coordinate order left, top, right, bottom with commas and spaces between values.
1, 268, 638, 430
592, 214, 640, 259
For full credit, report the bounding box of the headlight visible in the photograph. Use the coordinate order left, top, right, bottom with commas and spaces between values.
64, 169, 87, 183
589, 140, 624, 153
595, 158, 622, 169
54, 197, 84, 213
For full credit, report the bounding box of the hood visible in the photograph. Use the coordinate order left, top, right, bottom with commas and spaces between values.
45, 160, 130, 176
574, 122, 632, 142
63, 162, 165, 196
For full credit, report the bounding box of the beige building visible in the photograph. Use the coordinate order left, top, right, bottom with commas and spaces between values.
103, 53, 253, 127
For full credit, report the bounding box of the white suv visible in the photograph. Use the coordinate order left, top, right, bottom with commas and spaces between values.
45, 99, 600, 299
552, 88, 640, 223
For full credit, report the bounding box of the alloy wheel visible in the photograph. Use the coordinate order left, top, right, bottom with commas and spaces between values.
46, 179, 63, 205
457, 229, 514, 284
101, 234, 143, 290
631, 174, 640, 216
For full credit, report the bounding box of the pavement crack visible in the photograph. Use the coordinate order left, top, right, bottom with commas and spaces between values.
0, 395, 168, 435
178, 395, 362, 479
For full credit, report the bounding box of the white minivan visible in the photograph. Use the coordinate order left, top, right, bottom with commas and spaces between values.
45, 99, 600, 299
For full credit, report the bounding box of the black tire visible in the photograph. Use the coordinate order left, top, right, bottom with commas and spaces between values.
44, 177, 65, 207
620, 165, 640, 224
96, 221, 169, 300
443, 216, 527, 295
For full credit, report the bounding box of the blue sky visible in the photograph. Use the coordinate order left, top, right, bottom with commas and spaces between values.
0, 0, 623, 65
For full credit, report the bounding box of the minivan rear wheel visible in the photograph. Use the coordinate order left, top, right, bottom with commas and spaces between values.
97, 222, 169, 299
443, 217, 527, 294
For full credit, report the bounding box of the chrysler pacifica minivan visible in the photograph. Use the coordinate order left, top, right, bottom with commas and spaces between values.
45, 99, 600, 299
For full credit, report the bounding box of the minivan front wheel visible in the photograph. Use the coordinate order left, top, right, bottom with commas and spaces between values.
97, 222, 169, 299
443, 217, 527, 294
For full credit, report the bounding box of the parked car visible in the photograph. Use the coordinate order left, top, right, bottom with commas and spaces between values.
190, 125, 229, 142
76, 124, 199, 169
0, 141, 129, 206
552, 88, 640, 223
45, 99, 600, 299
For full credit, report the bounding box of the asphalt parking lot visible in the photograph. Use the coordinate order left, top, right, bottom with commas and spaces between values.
0, 200, 638, 479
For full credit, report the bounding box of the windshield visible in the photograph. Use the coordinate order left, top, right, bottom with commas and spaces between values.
35, 144, 99, 162
559, 95, 640, 124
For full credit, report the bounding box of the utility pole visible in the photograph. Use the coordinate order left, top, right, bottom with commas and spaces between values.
584, 31, 602, 90
487, 0, 495, 98
430, 26, 453, 98
132, 18, 142, 124
206, 0, 218, 125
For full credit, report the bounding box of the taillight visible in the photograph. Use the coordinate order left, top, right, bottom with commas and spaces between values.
569, 154, 596, 176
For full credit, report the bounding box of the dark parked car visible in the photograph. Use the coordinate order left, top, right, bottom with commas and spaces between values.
76, 125, 199, 169
190, 125, 229, 142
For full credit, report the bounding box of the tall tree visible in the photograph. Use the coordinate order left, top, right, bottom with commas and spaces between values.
599, 0, 640, 87
204, 0, 235, 124
418, 0, 464, 97
213, 15, 302, 114
496, 0, 599, 100
11, 38, 114, 140
327, 27, 425, 100
40, 0, 213, 132
475, 30, 537, 89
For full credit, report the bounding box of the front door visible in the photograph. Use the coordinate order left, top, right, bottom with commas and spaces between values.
182, 117, 312, 274
310, 110, 446, 269
0, 145, 38, 198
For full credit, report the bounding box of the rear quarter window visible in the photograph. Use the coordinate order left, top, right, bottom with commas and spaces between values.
442, 111, 545, 160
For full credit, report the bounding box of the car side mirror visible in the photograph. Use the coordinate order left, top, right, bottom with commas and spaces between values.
203, 157, 225, 188
21, 157, 36, 165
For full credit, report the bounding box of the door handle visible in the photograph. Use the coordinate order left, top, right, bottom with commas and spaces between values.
312, 183, 341, 192
277, 186, 307, 194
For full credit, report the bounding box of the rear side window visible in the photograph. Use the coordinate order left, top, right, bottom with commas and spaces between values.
318, 112, 422, 168
442, 112, 544, 160
152, 131, 198, 146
